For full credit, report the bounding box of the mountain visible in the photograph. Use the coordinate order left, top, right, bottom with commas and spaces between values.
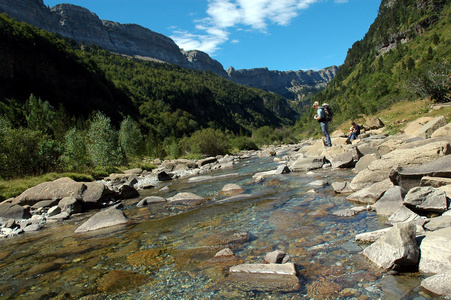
0, 0, 336, 99
300, 0, 450, 127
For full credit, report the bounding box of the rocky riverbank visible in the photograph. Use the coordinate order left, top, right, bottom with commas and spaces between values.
1, 114, 450, 298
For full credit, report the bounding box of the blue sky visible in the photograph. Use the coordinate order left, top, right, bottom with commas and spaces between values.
43, 0, 381, 71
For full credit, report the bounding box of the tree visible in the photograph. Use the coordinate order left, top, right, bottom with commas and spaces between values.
62, 127, 89, 171
25, 94, 56, 135
87, 112, 122, 170
118, 116, 143, 161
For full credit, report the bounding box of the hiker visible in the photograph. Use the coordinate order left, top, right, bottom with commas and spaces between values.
348, 121, 361, 140
313, 101, 332, 147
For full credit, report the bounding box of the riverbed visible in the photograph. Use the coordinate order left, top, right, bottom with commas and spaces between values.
0, 153, 430, 299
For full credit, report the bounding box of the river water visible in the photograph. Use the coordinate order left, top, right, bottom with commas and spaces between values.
0, 152, 432, 299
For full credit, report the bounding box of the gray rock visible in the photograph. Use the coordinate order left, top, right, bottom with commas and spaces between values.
221, 184, 244, 196
58, 197, 83, 214
0, 202, 31, 220
264, 250, 290, 264
346, 179, 393, 204
362, 222, 419, 271
388, 206, 426, 226
118, 184, 140, 199
420, 176, 451, 188
389, 155, 451, 192
424, 215, 451, 231
47, 211, 70, 221
136, 196, 167, 207
13, 177, 86, 206
421, 271, 451, 297
157, 171, 172, 182
333, 206, 367, 217
289, 156, 325, 172
198, 157, 217, 166
331, 147, 363, 169
275, 165, 291, 174
308, 180, 328, 187
215, 248, 234, 257
47, 205, 61, 217
23, 223, 44, 232
230, 263, 298, 276
375, 186, 406, 216
403, 186, 448, 214
74, 205, 129, 233
419, 227, 451, 273
350, 141, 450, 190
331, 181, 354, 194
167, 192, 206, 205
365, 117, 385, 129
355, 228, 392, 243
353, 153, 379, 174
31, 199, 59, 210
416, 115, 447, 139
431, 123, 451, 138
81, 182, 119, 209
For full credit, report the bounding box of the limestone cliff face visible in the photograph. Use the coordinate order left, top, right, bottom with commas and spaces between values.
227, 66, 338, 99
0, 0, 336, 98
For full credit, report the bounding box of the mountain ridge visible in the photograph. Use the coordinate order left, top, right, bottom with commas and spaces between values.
0, 0, 336, 99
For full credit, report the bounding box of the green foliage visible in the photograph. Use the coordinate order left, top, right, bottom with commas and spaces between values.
0, 118, 62, 179
409, 60, 451, 102
62, 127, 90, 171
231, 136, 259, 151
180, 128, 231, 157
87, 112, 123, 171
119, 116, 143, 161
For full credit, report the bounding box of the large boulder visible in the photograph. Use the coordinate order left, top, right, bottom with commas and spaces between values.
416, 115, 447, 139
0, 202, 31, 220
74, 205, 129, 233
421, 271, 451, 297
374, 186, 406, 216
389, 155, 451, 192
362, 222, 419, 272
387, 206, 426, 226
419, 227, 451, 273
331, 147, 363, 169
81, 182, 119, 209
403, 186, 448, 214
58, 197, 82, 214
346, 179, 393, 204
353, 154, 379, 174
364, 117, 385, 130
424, 215, 451, 231
289, 156, 325, 172
402, 117, 433, 135
13, 177, 86, 206
350, 141, 450, 190
431, 123, 451, 138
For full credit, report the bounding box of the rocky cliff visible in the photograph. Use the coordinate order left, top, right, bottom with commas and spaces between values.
227, 66, 338, 99
0, 0, 336, 98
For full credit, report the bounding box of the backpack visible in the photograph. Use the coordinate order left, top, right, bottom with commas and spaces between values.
322, 103, 333, 122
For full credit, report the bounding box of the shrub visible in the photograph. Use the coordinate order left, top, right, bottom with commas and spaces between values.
62, 127, 90, 171
180, 128, 231, 157
118, 116, 143, 161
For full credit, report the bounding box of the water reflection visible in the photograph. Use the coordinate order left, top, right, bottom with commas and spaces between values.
0, 155, 432, 299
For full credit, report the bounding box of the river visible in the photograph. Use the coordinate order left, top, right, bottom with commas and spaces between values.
0, 152, 430, 299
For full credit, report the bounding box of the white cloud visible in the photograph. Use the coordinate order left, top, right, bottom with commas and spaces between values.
171, 0, 322, 55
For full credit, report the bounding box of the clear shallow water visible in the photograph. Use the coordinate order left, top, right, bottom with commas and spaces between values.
0, 154, 432, 299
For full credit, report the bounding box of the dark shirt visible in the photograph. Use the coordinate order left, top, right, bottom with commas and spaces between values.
353, 124, 360, 135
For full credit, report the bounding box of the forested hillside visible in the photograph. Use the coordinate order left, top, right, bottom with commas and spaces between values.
0, 13, 298, 180
296, 0, 450, 136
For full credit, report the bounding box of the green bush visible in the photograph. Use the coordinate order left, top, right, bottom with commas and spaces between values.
62, 127, 90, 171
231, 136, 259, 151
118, 116, 143, 161
180, 128, 231, 157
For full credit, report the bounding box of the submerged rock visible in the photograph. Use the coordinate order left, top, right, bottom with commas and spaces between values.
230, 263, 298, 276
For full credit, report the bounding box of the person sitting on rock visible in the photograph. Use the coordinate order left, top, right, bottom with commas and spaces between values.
348, 122, 360, 140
